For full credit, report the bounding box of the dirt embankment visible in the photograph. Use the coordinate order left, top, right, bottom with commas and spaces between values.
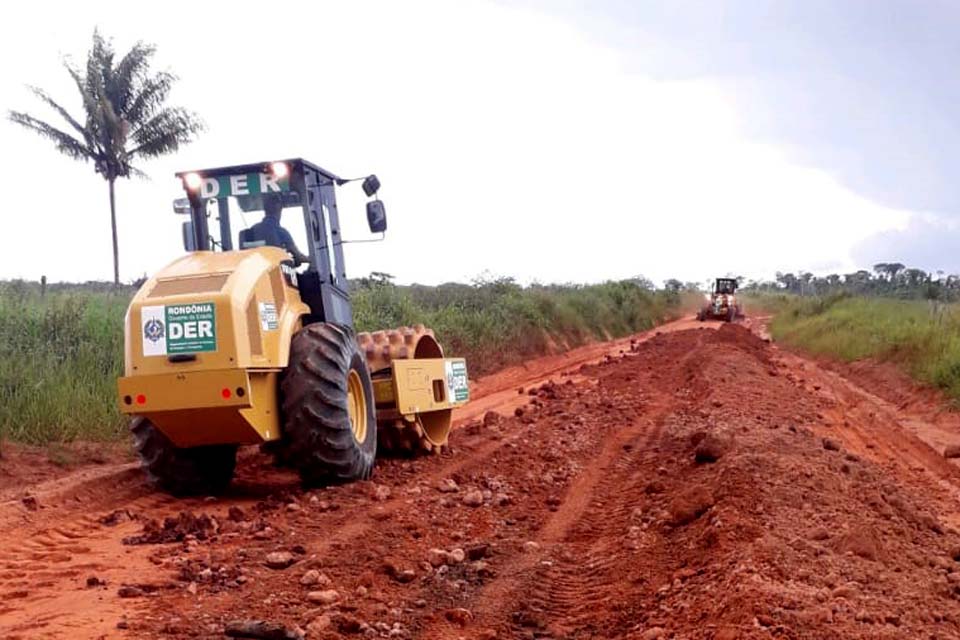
4, 319, 960, 639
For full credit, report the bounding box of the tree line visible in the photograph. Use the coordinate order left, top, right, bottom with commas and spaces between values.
741, 263, 957, 300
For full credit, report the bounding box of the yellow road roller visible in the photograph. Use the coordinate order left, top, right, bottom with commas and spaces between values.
118, 159, 469, 494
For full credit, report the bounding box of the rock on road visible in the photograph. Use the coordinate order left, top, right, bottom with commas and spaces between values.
4, 318, 960, 638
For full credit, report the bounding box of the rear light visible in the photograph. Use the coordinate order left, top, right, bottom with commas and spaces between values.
221, 388, 232, 399
136, 394, 147, 405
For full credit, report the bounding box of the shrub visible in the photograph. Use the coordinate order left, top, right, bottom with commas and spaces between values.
0, 277, 683, 443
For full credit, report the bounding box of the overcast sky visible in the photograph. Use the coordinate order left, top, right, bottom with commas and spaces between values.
1, 0, 955, 286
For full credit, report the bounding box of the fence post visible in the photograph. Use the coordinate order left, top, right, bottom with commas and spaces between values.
40, 275, 47, 298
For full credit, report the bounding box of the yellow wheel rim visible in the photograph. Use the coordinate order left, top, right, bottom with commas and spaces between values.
346, 369, 368, 444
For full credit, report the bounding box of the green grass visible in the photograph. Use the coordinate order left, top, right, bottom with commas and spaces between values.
0, 277, 684, 444
761, 292, 960, 400
353, 278, 686, 375
0, 280, 132, 443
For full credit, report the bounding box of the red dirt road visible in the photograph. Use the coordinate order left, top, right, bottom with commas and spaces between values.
5, 318, 960, 639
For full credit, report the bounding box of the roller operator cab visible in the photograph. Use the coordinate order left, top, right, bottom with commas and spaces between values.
697, 278, 744, 322
118, 159, 470, 495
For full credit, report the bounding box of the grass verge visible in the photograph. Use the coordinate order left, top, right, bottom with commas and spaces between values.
1, 277, 687, 444
756, 292, 960, 401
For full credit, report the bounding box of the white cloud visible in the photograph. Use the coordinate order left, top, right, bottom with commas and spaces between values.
0, 0, 912, 285
853, 213, 960, 275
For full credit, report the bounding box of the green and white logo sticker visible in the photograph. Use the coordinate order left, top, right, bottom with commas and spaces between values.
141, 302, 217, 356
445, 360, 469, 403
199, 173, 290, 199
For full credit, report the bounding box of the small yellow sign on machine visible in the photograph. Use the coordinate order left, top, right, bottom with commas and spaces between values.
387, 358, 470, 416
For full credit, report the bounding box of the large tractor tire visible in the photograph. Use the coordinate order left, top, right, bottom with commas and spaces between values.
281, 323, 377, 485
130, 417, 237, 496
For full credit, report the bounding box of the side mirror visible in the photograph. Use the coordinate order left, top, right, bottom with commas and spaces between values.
362, 174, 381, 197
367, 200, 387, 233
182, 221, 197, 251
173, 198, 192, 215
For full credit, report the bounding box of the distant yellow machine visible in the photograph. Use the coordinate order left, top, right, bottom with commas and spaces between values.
697, 278, 744, 322
118, 159, 469, 494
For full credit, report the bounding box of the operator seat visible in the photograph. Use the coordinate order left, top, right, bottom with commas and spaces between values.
238, 227, 299, 268
238, 228, 266, 250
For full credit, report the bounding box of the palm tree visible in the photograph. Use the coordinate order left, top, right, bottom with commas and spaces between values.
8, 30, 203, 284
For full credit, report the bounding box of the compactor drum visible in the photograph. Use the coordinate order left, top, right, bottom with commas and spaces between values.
118, 159, 469, 494
358, 325, 456, 454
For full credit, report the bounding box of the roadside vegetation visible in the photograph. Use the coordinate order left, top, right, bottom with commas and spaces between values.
746, 288, 960, 403
0, 276, 687, 444
353, 274, 687, 374
0, 281, 132, 443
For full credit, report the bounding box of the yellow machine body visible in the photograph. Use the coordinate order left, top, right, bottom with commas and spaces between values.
118, 247, 305, 447
118, 247, 469, 449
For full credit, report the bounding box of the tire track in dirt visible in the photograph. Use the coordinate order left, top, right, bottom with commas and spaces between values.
0, 415, 555, 639
129, 374, 660, 638
16, 320, 960, 639
428, 412, 666, 639
424, 332, 710, 639
766, 342, 960, 536
0, 318, 716, 640
508, 411, 672, 638
0, 484, 190, 639
116, 331, 700, 639
119, 322, 960, 638
752, 315, 960, 486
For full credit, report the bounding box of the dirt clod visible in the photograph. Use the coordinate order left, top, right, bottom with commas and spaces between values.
822, 438, 842, 452
467, 543, 490, 560
437, 478, 459, 493
835, 529, 884, 561
694, 433, 730, 463
462, 490, 484, 507
300, 570, 329, 587
305, 614, 332, 635
306, 589, 339, 605
98, 509, 132, 526
445, 607, 473, 627
264, 552, 296, 570
123, 512, 218, 545
224, 619, 305, 640
427, 548, 448, 567
383, 560, 416, 583
668, 487, 715, 526
117, 585, 145, 598
645, 481, 666, 494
